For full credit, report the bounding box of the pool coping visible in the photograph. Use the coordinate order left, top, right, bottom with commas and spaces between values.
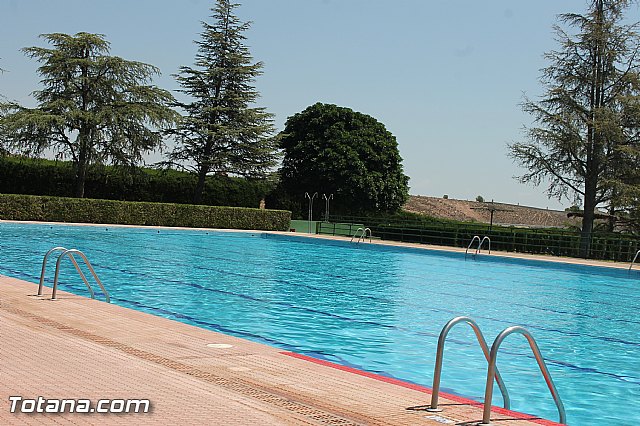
282, 352, 562, 426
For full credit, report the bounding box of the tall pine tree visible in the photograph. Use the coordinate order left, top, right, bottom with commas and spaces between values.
510, 0, 640, 257
167, 0, 277, 204
0, 33, 177, 197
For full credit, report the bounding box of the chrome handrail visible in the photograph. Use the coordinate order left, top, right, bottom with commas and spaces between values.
480, 326, 566, 425
50, 249, 110, 303
629, 250, 640, 271
350, 227, 365, 243
38, 247, 71, 295
350, 227, 372, 243
38, 247, 95, 299
427, 316, 510, 412
477, 236, 491, 255
360, 227, 372, 243
465, 236, 481, 257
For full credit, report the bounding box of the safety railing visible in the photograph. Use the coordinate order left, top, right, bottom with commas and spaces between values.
465, 236, 481, 257
324, 215, 640, 262
480, 326, 566, 425
429, 318, 565, 425
427, 316, 510, 412
479, 236, 491, 254
466, 236, 491, 258
38, 247, 110, 303
350, 227, 372, 243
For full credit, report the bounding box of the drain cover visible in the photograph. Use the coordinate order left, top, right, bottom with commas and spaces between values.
206, 343, 233, 349
425, 415, 455, 424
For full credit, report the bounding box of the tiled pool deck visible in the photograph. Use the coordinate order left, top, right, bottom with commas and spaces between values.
0, 222, 607, 425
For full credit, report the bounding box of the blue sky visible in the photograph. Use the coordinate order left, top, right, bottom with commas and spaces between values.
2, 0, 637, 210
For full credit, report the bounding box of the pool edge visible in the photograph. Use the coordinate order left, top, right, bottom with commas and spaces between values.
281, 351, 563, 426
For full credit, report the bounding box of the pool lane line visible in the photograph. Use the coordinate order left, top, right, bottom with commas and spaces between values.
15, 221, 634, 303
76, 254, 640, 350
52, 233, 640, 318
51, 238, 640, 329
106, 233, 640, 300
281, 351, 563, 426
4, 219, 636, 281
14, 226, 640, 310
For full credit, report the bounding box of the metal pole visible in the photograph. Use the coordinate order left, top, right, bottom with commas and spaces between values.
322, 193, 333, 222
305, 192, 318, 234
38, 246, 68, 296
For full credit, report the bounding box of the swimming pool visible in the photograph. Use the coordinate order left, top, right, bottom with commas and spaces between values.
1, 222, 638, 425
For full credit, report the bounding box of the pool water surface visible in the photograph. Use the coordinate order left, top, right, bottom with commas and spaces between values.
0, 222, 638, 425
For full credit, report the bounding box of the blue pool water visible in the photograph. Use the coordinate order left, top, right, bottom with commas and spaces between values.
1, 222, 638, 425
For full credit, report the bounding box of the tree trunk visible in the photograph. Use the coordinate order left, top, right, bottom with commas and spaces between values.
74, 160, 87, 198
579, 177, 598, 258
76, 59, 90, 199
193, 165, 209, 204
607, 202, 616, 233
578, 0, 605, 258
74, 138, 89, 198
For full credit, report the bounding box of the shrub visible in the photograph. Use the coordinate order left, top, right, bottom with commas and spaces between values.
0, 194, 290, 231
0, 156, 274, 208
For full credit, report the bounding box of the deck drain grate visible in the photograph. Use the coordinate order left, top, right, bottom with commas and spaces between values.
4, 306, 362, 425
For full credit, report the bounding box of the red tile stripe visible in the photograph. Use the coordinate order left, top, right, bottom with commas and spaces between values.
281, 351, 562, 426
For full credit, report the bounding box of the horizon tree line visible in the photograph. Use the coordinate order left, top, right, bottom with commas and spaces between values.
0, 0, 409, 218
0, 0, 276, 202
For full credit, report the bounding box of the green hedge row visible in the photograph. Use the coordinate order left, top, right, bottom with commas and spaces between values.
0, 194, 291, 231
0, 156, 274, 208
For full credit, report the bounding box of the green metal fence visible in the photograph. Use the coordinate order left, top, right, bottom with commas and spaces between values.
319, 215, 640, 262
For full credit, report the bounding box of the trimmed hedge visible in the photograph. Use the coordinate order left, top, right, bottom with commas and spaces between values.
0, 156, 274, 208
0, 194, 291, 231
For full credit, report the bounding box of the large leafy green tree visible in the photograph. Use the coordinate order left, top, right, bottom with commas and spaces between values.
509, 0, 640, 257
167, 0, 277, 204
0, 33, 177, 198
277, 103, 410, 217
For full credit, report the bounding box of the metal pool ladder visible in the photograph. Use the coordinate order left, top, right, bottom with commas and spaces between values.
350, 227, 372, 243
429, 317, 566, 425
629, 250, 640, 272
480, 326, 566, 425
427, 316, 510, 412
37, 247, 110, 303
465, 235, 491, 258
